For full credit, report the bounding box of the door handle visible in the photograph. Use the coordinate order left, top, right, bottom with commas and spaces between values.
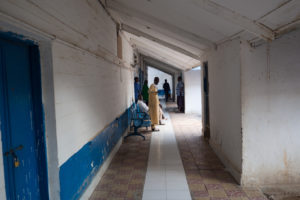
4, 145, 23, 168
4, 145, 23, 156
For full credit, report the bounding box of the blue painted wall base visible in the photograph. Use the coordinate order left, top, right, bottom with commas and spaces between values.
59, 107, 131, 200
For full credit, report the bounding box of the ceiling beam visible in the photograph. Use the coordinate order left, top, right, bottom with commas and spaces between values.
106, 0, 216, 49
130, 37, 197, 63
274, 18, 300, 38
143, 56, 182, 74
121, 24, 201, 60
145, 61, 177, 76
131, 38, 197, 70
191, 0, 275, 41
138, 48, 188, 70
134, 45, 188, 70
113, 10, 208, 52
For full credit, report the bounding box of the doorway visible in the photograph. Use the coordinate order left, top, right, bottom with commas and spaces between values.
184, 66, 202, 115
0, 35, 48, 199
203, 62, 210, 139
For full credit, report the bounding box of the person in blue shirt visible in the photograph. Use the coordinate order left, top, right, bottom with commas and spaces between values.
134, 77, 141, 102
176, 76, 184, 112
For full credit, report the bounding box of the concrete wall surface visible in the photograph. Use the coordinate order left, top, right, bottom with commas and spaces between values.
52, 41, 133, 166
184, 68, 202, 115
121, 32, 134, 68
0, 1, 134, 199
241, 30, 300, 186
202, 38, 242, 182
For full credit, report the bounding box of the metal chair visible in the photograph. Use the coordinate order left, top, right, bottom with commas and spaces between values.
124, 103, 151, 140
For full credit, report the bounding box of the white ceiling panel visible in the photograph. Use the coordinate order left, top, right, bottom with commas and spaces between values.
210, 0, 290, 20
109, 6, 212, 51
107, 0, 299, 71
111, 0, 242, 41
259, 0, 300, 30
124, 32, 201, 70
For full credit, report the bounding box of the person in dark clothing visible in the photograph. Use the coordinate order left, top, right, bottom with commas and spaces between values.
163, 79, 170, 102
141, 80, 149, 105
176, 76, 184, 112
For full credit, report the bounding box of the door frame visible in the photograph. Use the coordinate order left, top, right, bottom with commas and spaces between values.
202, 61, 210, 139
0, 32, 49, 199
0, 17, 60, 199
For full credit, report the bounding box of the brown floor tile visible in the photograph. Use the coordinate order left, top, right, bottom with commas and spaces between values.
208, 189, 229, 198
167, 102, 266, 200
90, 103, 267, 200
89, 133, 151, 200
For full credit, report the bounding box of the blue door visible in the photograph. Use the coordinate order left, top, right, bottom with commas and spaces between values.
0, 36, 48, 199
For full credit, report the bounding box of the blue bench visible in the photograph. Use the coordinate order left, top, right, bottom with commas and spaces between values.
124, 103, 151, 140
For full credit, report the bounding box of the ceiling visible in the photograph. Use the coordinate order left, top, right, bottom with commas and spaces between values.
104, 0, 300, 70
123, 32, 201, 70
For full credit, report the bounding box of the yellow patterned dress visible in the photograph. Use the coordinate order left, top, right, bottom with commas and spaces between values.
148, 84, 159, 126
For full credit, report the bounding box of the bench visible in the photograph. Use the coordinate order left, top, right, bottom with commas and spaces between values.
124, 103, 151, 140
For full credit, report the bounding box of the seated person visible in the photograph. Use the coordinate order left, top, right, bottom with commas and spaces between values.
137, 94, 149, 113
137, 95, 165, 125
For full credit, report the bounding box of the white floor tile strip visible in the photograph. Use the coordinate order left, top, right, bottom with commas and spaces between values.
142, 109, 192, 200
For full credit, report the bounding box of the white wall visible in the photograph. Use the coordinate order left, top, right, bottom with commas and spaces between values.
201, 31, 300, 187
0, 0, 134, 199
184, 68, 202, 115
241, 30, 300, 186
53, 41, 133, 165
121, 32, 134, 68
202, 38, 242, 181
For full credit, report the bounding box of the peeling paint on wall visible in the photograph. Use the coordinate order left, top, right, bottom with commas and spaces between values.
59, 107, 131, 200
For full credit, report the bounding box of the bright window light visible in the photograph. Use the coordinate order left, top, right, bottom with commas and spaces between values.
192, 66, 201, 70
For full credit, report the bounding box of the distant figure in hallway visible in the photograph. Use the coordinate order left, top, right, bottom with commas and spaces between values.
149, 77, 160, 131
176, 76, 184, 113
141, 80, 149, 105
163, 79, 170, 102
134, 77, 141, 102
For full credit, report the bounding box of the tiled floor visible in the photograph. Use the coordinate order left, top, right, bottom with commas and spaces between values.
89, 133, 151, 200
168, 103, 267, 200
89, 102, 268, 200
142, 111, 191, 200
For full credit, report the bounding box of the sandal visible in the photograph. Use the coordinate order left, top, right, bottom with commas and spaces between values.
159, 121, 165, 125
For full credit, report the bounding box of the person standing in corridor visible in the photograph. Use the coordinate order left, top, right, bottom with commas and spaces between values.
149, 77, 160, 131
176, 76, 184, 112
141, 80, 149, 105
134, 77, 141, 102
163, 79, 170, 102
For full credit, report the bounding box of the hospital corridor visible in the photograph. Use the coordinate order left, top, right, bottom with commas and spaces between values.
0, 0, 300, 200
